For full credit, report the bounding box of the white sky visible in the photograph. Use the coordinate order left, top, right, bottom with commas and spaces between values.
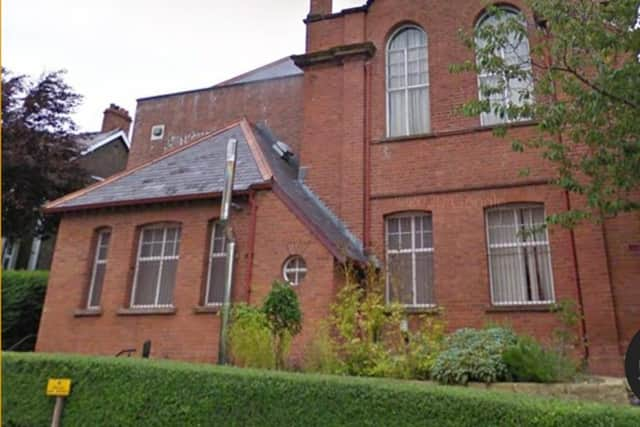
3, 0, 365, 132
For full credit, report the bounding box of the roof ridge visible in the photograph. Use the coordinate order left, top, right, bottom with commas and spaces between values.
214, 56, 295, 87
45, 120, 245, 210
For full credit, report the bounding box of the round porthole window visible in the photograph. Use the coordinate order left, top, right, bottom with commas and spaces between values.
282, 255, 307, 286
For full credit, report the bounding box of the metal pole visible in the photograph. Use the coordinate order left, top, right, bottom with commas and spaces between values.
51, 397, 64, 427
217, 139, 238, 365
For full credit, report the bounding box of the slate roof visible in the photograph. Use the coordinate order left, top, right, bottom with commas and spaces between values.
45, 119, 366, 263
215, 57, 302, 87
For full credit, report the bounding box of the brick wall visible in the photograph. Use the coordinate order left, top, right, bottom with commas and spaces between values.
36, 192, 336, 363
128, 77, 304, 169
76, 138, 129, 179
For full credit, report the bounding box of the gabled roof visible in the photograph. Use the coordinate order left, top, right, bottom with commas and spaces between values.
75, 129, 130, 155
45, 119, 366, 263
46, 120, 271, 212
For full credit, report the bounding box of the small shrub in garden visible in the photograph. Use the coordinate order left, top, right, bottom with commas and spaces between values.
503, 335, 577, 383
550, 299, 582, 356
229, 304, 275, 369
431, 327, 517, 385
405, 313, 447, 380
302, 323, 340, 374
263, 281, 302, 369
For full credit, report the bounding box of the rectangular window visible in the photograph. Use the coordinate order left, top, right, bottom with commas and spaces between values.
386, 214, 435, 307
486, 205, 555, 305
87, 230, 111, 308
205, 222, 227, 306
131, 225, 181, 308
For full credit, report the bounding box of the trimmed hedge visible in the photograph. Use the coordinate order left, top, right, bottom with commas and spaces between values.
3, 352, 638, 426
2, 270, 48, 351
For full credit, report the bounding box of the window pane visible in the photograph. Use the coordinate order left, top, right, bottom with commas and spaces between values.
388, 253, 413, 304
134, 260, 160, 305
157, 259, 178, 305
208, 257, 226, 305
408, 87, 429, 135
415, 252, 434, 305
388, 90, 406, 137
89, 264, 106, 307
490, 246, 526, 304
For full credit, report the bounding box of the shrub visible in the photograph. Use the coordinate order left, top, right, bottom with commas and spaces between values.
263, 281, 302, 369
3, 352, 638, 427
1, 270, 49, 351
405, 314, 447, 380
503, 335, 578, 383
432, 327, 517, 385
228, 304, 275, 369
302, 323, 340, 374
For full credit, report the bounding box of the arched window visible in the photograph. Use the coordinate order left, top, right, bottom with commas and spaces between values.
385, 212, 435, 307
476, 7, 533, 126
131, 223, 182, 308
485, 204, 555, 305
387, 26, 430, 137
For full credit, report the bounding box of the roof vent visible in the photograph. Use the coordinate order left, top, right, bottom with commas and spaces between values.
272, 141, 295, 162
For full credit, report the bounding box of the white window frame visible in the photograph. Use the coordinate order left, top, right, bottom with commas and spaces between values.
283, 255, 307, 286
385, 213, 435, 308
476, 7, 533, 126
485, 204, 556, 306
87, 229, 111, 309
386, 25, 431, 137
130, 224, 181, 308
204, 222, 226, 306
2, 239, 20, 270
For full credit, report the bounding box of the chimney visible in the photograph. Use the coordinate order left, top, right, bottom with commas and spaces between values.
101, 103, 132, 135
310, 0, 332, 16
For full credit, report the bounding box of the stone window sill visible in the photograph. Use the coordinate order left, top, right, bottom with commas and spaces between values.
74, 308, 103, 317
116, 307, 177, 316
405, 306, 441, 315
193, 305, 221, 314
486, 304, 553, 313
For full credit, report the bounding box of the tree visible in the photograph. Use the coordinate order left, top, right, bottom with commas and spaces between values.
262, 281, 302, 369
452, 1, 640, 226
2, 68, 88, 240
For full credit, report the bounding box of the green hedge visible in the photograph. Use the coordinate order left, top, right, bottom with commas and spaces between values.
3, 353, 638, 427
2, 270, 48, 351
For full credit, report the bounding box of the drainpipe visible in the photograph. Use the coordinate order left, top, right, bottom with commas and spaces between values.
218, 138, 238, 365
245, 190, 258, 304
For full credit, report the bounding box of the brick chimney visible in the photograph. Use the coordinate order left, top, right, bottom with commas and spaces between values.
101, 104, 132, 135
310, 0, 332, 16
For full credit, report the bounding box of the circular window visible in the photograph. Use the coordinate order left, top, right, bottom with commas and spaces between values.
282, 255, 307, 286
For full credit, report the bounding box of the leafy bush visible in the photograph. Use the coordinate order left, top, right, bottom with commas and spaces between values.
405, 314, 447, 380
503, 335, 577, 383
432, 327, 517, 385
302, 323, 340, 374
3, 352, 638, 427
228, 304, 275, 369
1, 270, 49, 351
263, 281, 302, 369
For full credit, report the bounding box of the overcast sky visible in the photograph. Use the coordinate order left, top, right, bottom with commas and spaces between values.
3, 0, 364, 132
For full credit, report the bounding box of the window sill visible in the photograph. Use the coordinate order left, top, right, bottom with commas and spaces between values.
376, 120, 538, 144
193, 305, 221, 314
74, 308, 103, 317
485, 304, 553, 313
116, 307, 177, 316
404, 306, 441, 315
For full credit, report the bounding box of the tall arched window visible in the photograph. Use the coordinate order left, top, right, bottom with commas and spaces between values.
476, 7, 533, 126
387, 26, 430, 137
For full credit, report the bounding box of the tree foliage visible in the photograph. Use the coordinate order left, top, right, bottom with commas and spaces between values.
452, 1, 640, 225
2, 68, 88, 239
262, 281, 302, 369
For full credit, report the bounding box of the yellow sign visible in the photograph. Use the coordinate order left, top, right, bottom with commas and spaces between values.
46, 378, 71, 397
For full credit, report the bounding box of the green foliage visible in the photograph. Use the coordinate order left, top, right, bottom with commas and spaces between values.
453, 1, 640, 224
405, 314, 447, 380
3, 352, 639, 427
550, 299, 582, 357
263, 281, 302, 369
432, 328, 517, 385
228, 304, 275, 369
503, 336, 577, 383
1, 270, 49, 351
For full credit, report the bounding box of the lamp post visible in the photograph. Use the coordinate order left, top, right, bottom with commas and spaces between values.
217, 138, 237, 365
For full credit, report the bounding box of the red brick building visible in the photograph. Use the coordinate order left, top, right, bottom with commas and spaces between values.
37, 0, 638, 375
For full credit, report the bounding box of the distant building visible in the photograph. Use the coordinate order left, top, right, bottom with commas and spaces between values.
1, 105, 131, 270
37, 0, 638, 376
